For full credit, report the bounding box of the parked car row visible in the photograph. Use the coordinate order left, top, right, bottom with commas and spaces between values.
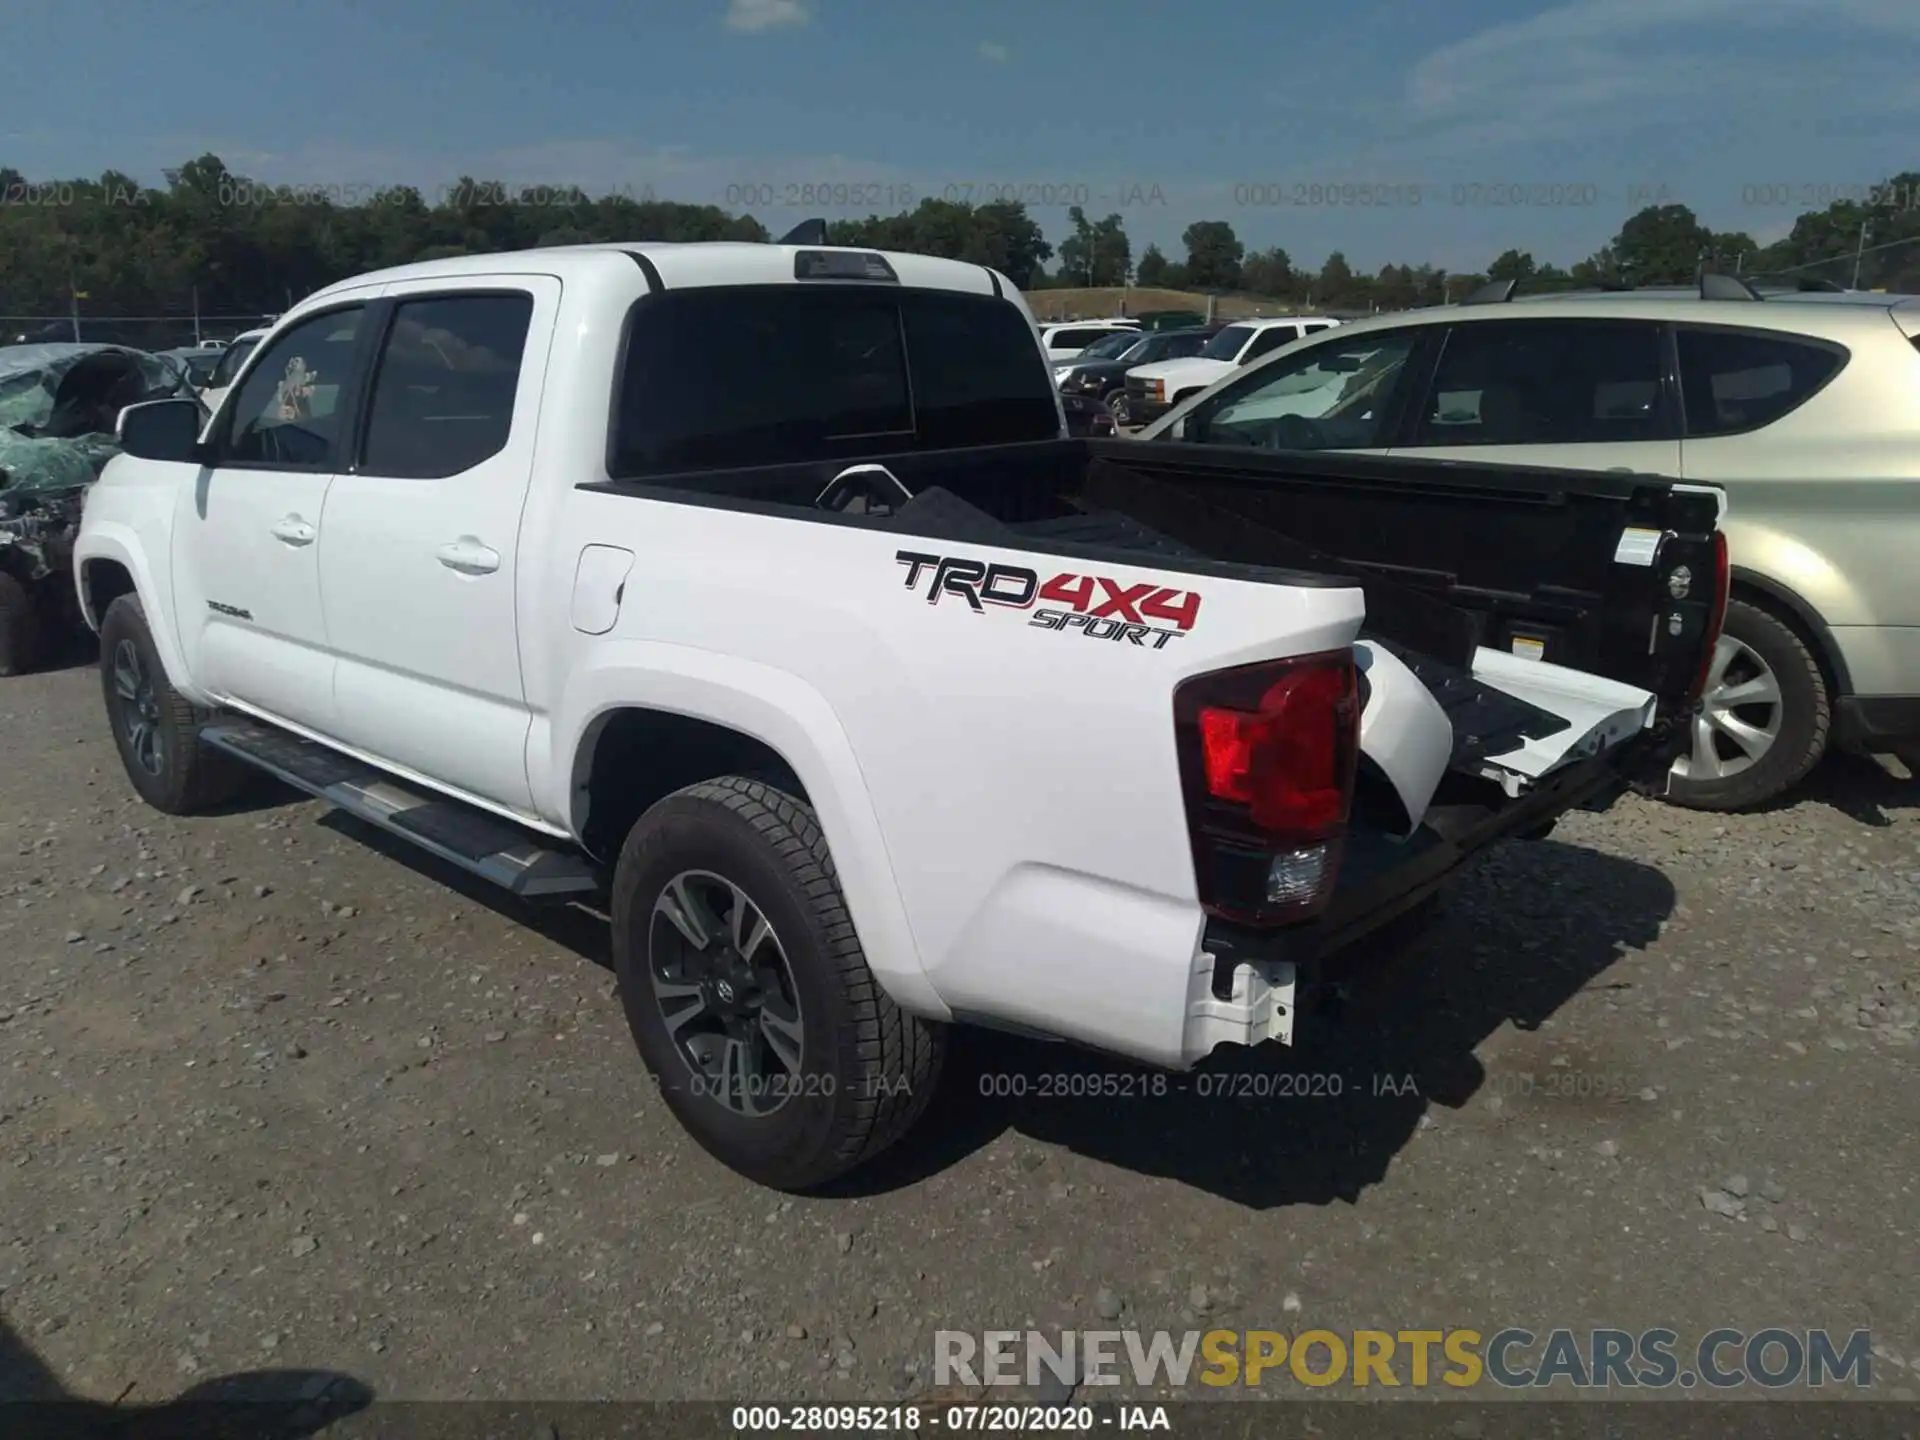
1122, 275, 1920, 810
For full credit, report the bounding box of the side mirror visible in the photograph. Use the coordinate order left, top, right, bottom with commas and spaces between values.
118, 398, 209, 463
1324, 354, 1363, 372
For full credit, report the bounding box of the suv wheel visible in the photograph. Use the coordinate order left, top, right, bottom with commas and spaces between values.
1103, 388, 1131, 426
610, 776, 945, 1191
1665, 597, 1829, 811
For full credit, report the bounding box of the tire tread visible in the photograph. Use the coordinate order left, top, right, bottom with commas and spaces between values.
625, 776, 942, 1184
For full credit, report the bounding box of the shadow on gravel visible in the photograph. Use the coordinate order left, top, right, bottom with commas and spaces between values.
314, 809, 615, 971
834, 836, 1677, 1207
0, 1309, 373, 1438
1785, 751, 1918, 828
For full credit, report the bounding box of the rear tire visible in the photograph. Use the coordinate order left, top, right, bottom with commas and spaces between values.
98, 593, 248, 815
611, 776, 945, 1191
0, 571, 43, 676
1664, 597, 1829, 812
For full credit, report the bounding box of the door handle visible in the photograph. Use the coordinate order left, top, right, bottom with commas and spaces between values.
269, 515, 316, 545
436, 537, 501, 575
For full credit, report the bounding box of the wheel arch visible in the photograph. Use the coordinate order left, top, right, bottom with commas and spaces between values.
1728, 566, 1852, 699
553, 648, 945, 1020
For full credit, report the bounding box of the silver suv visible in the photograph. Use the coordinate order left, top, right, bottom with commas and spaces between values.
1139, 279, 1920, 810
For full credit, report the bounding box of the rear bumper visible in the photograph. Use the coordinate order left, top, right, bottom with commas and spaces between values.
1198, 732, 1664, 1023
1834, 695, 1920, 750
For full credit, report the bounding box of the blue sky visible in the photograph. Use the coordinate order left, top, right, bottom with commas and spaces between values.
4, 0, 1916, 274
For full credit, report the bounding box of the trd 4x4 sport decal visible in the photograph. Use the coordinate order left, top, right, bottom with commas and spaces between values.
895, 550, 1202, 649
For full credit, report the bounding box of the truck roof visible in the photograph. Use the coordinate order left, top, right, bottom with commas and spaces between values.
304, 241, 1014, 306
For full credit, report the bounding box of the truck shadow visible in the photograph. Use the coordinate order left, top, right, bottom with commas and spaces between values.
836, 837, 1677, 1208
1, 1308, 372, 1438
313, 808, 1683, 1210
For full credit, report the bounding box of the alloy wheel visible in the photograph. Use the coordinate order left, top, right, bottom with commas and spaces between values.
1671, 632, 1783, 782
111, 639, 165, 777
648, 869, 806, 1116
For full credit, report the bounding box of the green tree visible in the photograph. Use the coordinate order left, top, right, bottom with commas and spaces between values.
1486, 249, 1537, 283
1180, 220, 1243, 289
1315, 251, 1355, 306
1239, 246, 1294, 298
1134, 243, 1170, 287
1604, 204, 1715, 285
1056, 206, 1131, 287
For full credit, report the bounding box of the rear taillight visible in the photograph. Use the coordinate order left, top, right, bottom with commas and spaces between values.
1688, 530, 1731, 705
1173, 650, 1361, 927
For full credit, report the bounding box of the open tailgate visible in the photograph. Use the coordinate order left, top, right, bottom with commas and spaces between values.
1078, 442, 1727, 823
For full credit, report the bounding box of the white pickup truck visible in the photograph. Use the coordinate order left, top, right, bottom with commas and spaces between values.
74, 240, 1729, 1190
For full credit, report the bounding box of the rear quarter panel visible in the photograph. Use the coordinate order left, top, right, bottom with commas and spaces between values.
544, 491, 1364, 1061
1682, 325, 1920, 694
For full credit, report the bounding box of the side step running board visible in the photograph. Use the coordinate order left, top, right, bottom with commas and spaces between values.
200, 722, 601, 899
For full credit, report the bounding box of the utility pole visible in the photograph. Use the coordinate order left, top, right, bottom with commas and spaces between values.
192, 286, 202, 346
1852, 223, 1872, 289
67, 267, 82, 342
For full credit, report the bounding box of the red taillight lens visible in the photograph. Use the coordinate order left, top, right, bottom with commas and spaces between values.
1198, 663, 1354, 832
1689, 530, 1731, 705
1175, 651, 1361, 926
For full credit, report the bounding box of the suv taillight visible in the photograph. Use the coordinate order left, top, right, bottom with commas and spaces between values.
1688, 530, 1732, 705
1173, 650, 1360, 927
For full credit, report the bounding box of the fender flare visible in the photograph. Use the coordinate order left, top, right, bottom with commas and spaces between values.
552, 641, 947, 1020
72, 526, 212, 705
1730, 565, 1855, 698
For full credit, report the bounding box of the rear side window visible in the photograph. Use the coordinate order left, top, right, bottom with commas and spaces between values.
1675, 327, 1846, 437
360, 293, 534, 479
611, 287, 1057, 476
1048, 326, 1118, 349
1410, 320, 1668, 446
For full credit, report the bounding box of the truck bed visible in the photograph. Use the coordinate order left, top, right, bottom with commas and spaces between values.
583, 435, 1723, 725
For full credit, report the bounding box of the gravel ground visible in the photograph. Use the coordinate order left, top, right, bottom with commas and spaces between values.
1, 659, 1917, 1409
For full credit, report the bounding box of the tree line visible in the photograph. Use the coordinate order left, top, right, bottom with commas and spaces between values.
2, 153, 1916, 334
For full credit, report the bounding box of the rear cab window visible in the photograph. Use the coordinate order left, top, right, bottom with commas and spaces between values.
1674, 327, 1847, 436
610, 286, 1059, 477
1047, 326, 1123, 351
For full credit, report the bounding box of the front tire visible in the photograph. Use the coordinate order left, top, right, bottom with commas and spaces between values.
1664, 597, 1829, 811
98, 594, 248, 814
1102, 388, 1131, 427
610, 777, 945, 1191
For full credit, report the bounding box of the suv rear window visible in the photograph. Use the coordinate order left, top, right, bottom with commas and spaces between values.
1411, 320, 1668, 445
611, 287, 1057, 476
1675, 327, 1846, 437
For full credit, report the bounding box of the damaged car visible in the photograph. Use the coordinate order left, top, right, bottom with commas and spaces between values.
0, 343, 192, 674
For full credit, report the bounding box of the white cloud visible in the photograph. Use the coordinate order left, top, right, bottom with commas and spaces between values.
1404, 0, 1920, 147
978, 41, 1010, 64
725, 0, 808, 33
